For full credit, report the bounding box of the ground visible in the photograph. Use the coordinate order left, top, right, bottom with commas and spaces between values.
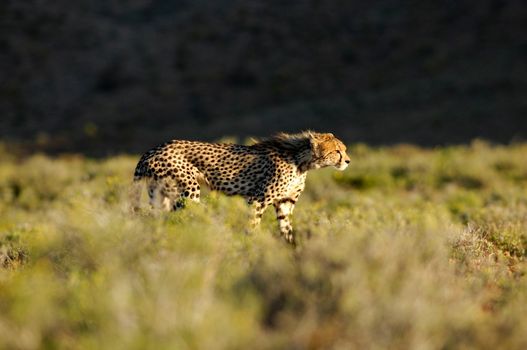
0, 141, 526, 349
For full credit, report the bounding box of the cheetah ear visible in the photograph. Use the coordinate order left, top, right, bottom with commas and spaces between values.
310, 132, 333, 141
309, 134, 324, 158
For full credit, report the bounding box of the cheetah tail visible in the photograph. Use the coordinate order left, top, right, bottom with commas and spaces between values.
129, 176, 144, 213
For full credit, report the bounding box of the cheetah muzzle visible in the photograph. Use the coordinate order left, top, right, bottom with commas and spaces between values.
132, 131, 350, 245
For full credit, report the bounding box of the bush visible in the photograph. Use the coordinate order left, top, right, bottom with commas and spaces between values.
1, 143, 526, 349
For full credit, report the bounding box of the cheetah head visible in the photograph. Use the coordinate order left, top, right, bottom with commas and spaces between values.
310, 132, 350, 171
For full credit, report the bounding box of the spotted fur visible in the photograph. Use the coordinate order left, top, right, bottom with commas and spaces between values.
132, 131, 350, 244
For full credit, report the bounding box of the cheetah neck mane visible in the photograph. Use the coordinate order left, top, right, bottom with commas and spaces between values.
253, 132, 314, 172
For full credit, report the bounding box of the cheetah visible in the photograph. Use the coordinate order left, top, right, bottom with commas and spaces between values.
132, 131, 350, 244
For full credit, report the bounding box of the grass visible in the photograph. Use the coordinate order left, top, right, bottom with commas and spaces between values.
1, 141, 527, 349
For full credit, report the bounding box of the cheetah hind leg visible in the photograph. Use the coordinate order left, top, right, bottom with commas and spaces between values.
146, 180, 177, 212
129, 177, 144, 213
172, 197, 186, 211
171, 183, 201, 211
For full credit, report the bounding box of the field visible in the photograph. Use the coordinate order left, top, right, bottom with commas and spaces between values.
1, 141, 527, 349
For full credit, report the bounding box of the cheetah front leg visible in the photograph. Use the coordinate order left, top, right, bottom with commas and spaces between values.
274, 198, 297, 245
249, 201, 268, 229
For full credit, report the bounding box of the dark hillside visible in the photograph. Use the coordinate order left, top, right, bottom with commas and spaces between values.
1, 0, 526, 154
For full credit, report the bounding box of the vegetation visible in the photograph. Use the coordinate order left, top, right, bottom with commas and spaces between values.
3, 1, 526, 153
1, 141, 526, 349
